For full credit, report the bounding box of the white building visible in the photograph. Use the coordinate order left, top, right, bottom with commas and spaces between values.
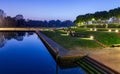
109, 17, 120, 23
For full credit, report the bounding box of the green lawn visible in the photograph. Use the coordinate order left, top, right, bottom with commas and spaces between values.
74, 30, 120, 46
42, 30, 100, 50
42, 28, 120, 50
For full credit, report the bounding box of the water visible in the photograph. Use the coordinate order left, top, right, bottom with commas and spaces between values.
0, 32, 85, 74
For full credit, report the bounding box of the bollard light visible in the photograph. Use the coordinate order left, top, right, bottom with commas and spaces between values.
90, 35, 94, 40
115, 29, 119, 33
94, 28, 97, 31
108, 29, 111, 32
90, 28, 93, 31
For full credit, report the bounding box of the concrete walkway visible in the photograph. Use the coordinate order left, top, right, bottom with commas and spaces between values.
89, 47, 120, 73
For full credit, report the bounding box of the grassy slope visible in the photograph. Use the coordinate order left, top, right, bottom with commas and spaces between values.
43, 28, 120, 49
43, 30, 100, 50
72, 28, 120, 46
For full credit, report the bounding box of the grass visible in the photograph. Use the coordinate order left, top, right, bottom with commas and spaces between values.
42, 30, 100, 50
42, 28, 120, 50
42, 28, 120, 73
74, 30, 120, 46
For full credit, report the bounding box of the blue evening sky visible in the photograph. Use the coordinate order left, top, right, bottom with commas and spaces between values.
0, 0, 120, 21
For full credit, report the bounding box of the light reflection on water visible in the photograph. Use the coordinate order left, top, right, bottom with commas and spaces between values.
0, 32, 85, 74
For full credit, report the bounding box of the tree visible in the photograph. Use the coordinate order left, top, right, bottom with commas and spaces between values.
4, 16, 16, 27
62, 20, 74, 27
74, 7, 120, 27
16, 19, 26, 27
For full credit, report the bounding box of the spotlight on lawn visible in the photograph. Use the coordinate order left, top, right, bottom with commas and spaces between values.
67, 31, 69, 36
115, 29, 119, 33
90, 28, 93, 31
90, 35, 94, 40
94, 28, 97, 31
108, 29, 111, 32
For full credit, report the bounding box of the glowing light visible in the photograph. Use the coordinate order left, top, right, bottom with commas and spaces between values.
90, 28, 93, 31
94, 28, 97, 31
115, 29, 119, 33
61, 34, 68, 36
92, 18, 95, 21
90, 35, 94, 40
108, 29, 111, 32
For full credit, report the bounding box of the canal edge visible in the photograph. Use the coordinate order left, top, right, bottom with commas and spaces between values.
35, 30, 119, 74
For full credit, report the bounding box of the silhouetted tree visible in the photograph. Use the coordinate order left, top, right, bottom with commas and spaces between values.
4, 16, 16, 27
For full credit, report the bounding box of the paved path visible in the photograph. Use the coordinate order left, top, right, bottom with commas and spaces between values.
89, 47, 120, 73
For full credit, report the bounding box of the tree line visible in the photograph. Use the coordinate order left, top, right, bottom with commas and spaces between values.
0, 9, 74, 27
74, 7, 120, 25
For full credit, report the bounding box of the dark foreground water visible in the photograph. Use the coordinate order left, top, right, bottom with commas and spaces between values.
0, 32, 85, 74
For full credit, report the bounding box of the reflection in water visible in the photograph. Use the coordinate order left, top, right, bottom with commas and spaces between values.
0, 32, 34, 48
0, 32, 85, 74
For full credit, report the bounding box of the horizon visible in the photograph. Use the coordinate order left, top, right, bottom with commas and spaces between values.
0, 0, 120, 21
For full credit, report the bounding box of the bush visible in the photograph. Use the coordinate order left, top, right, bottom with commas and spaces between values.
78, 24, 120, 28
108, 24, 120, 28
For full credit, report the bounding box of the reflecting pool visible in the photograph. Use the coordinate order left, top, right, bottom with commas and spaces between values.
0, 32, 85, 74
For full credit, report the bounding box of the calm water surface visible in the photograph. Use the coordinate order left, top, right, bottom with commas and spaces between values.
0, 32, 85, 74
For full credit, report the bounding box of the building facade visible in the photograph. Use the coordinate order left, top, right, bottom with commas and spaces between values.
110, 17, 120, 23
